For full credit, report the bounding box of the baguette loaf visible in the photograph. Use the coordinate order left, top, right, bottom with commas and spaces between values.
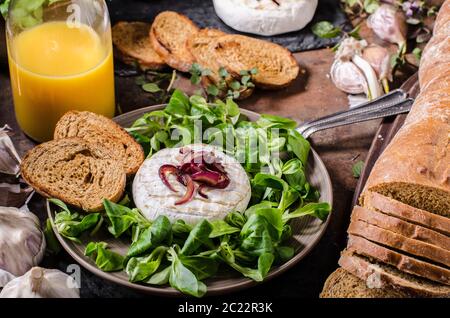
21, 138, 126, 212
54, 111, 144, 176
150, 11, 199, 72
362, 191, 450, 236
348, 220, 450, 267
434, 0, 450, 35
352, 206, 450, 250
348, 235, 450, 285
112, 22, 165, 70
320, 267, 406, 298
339, 251, 450, 298
419, 33, 450, 88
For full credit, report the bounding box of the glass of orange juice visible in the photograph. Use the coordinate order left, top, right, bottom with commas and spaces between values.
6, 0, 115, 142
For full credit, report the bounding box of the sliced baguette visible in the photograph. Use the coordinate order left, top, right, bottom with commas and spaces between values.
434, 0, 450, 36
54, 111, 144, 176
352, 206, 450, 250
362, 191, 450, 236
348, 235, 450, 285
364, 118, 450, 217
320, 267, 406, 298
112, 21, 165, 70
339, 251, 450, 298
150, 11, 199, 72
213, 34, 300, 89
20, 138, 126, 212
348, 220, 450, 268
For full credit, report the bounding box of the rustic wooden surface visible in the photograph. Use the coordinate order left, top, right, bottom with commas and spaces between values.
0, 18, 403, 298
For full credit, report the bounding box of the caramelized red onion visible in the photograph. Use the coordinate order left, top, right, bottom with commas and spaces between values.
158, 151, 230, 204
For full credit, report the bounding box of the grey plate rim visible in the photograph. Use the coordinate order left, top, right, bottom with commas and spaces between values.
48, 104, 334, 297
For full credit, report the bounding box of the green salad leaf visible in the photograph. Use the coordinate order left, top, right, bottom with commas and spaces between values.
126, 246, 168, 282
85, 242, 125, 272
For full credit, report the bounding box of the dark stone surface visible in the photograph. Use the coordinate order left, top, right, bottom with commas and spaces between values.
107, 0, 351, 52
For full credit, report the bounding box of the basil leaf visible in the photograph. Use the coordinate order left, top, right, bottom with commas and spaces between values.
127, 215, 171, 257
179, 255, 219, 280
168, 248, 206, 298
288, 130, 310, 165
126, 246, 168, 282
103, 199, 150, 238
146, 266, 171, 285
209, 220, 240, 238
181, 220, 214, 255
257, 114, 297, 129
282, 202, 332, 222
85, 242, 125, 272
312, 21, 342, 39
165, 89, 190, 116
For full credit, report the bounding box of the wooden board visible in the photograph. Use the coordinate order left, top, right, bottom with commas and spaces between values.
351, 74, 420, 207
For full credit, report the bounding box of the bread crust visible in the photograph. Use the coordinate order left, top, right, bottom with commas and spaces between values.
339, 251, 450, 298
112, 21, 165, 70
149, 11, 199, 72
54, 111, 145, 176
348, 220, 450, 268
21, 138, 126, 212
348, 235, 450, 285
352, 206, 450, 250
362, 191, 450, 236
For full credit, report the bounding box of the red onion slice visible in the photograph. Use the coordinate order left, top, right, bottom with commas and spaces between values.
198, 185, 209, 199
191, 171, 222, 186
158, 165, 179, 192
175, 174, 195, 205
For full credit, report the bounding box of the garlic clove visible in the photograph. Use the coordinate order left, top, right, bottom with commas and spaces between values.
367, 4, 408, 46
0, 269, 16, 288
362, 44, 392, 81
330, 59, 368, 95
0, 126, 21, 176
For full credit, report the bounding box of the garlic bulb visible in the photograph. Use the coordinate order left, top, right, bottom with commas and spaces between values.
332, 38, 383, 100
0, 267, 80, 298
367, 4, 407, 47
0, 207, 46, 287
362, 44, 392, 93
330, 59, 368, 95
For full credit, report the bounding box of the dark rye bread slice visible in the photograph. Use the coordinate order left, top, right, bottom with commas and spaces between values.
150, 11, 199, 72
362, 191, 450, 236
213, 34, 300, 89
348, 235, 450, 285
21, 138, 126, 212
352, 206, 450, 250
320, 268, 406, 298
348, 220, 450, 268
54, 111, 144, 176
112, 21, 165, 70
339, 251, 450, 297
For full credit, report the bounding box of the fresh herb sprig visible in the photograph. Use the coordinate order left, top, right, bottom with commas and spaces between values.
189, 63, 258, 101
136, 70, 177, 104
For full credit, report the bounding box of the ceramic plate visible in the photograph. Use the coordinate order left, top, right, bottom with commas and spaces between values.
48, 105, 333, 296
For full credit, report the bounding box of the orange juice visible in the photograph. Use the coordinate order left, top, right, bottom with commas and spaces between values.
8, 21, 115, 142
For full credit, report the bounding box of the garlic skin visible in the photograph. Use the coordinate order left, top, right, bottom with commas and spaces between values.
0, 207, 46, 287
0, 125, 21, 176
330, 59, 368, 95
367, 4, 408, 46
362, 44, 392, 81
332, 38, 383, 99
0, 267, 80, 298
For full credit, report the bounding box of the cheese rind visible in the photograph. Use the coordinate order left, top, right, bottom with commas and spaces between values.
133, 144, 251, 224
213, 0, 318, 36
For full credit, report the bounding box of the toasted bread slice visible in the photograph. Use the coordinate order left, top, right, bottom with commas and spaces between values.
187, 28, 226, 83
339, 251, 450, 298
21, 138, 126, 212
213, 34, 300, 89
348, 235, 450, 285
54, 111, 144, 176
320, 268, 406, 298
112, 21, 165, 70
150, 11, 199, 72
348, 220, 450, 268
